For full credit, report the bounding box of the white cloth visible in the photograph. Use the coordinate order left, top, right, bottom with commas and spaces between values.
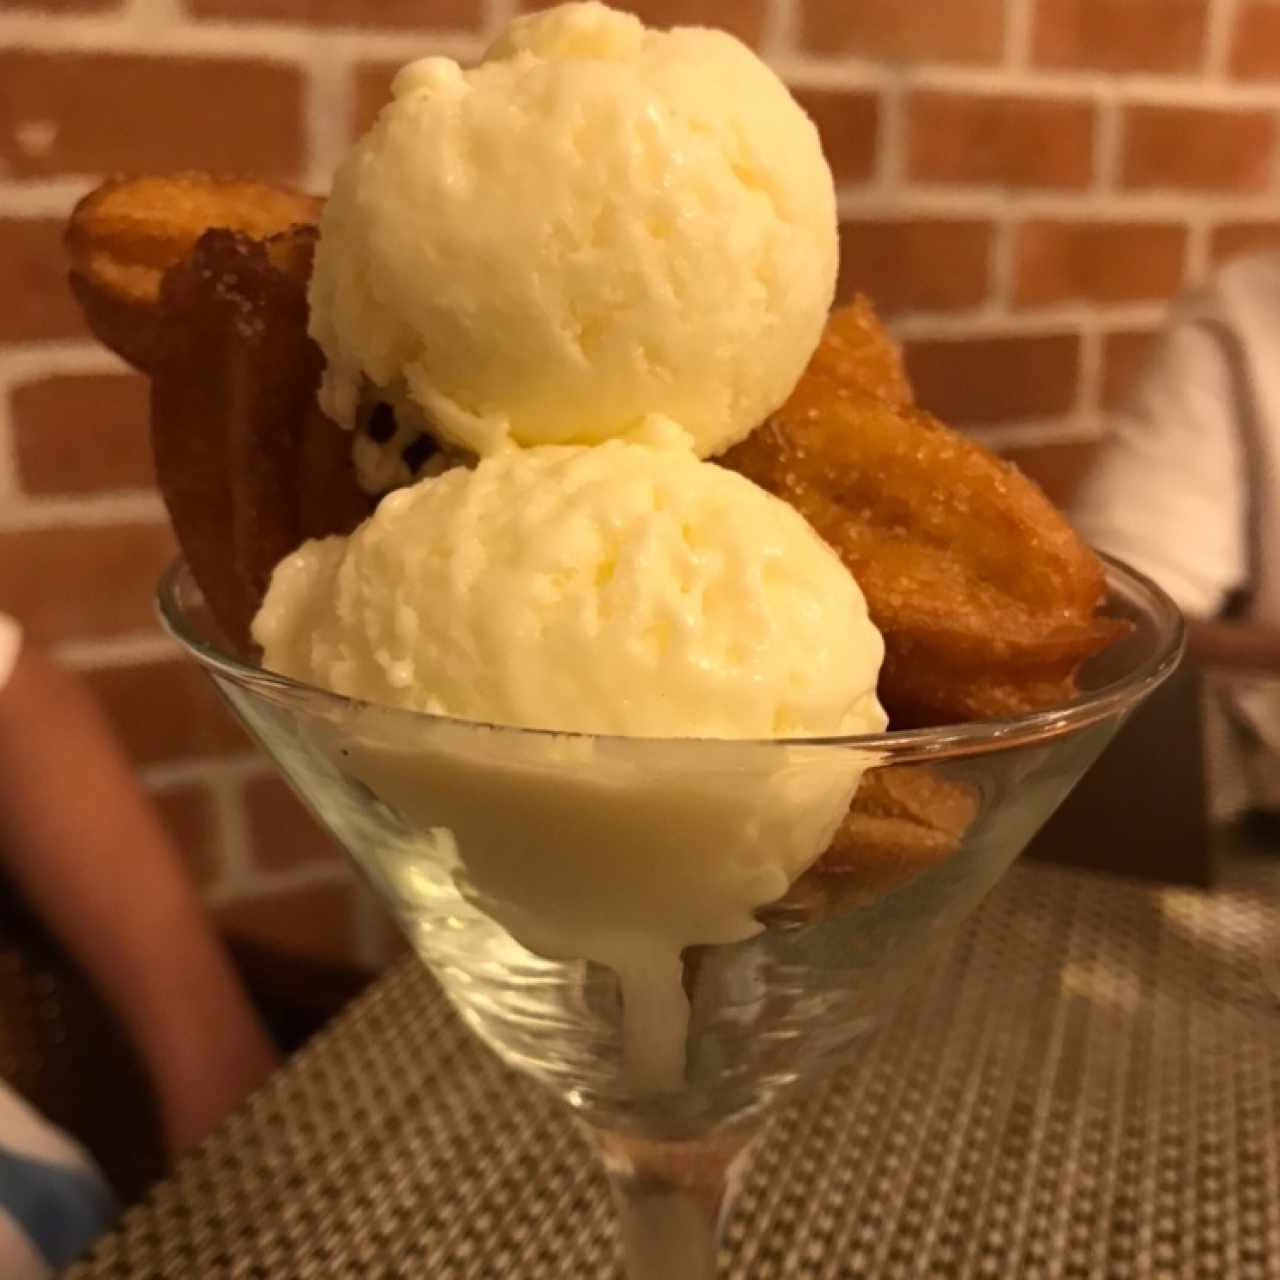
1071, 252, 1280, 809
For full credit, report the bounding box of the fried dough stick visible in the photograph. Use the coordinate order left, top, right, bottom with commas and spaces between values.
721, 304, 1124, 726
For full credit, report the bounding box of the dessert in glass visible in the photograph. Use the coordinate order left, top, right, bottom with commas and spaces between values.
66, 5, 1185, 1275
156, 555, 1179, 1278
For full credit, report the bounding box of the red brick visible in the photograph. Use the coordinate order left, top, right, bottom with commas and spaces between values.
1231, 3, 1280, 78
194, 0, 482, 26
1032, 0, 1208, 73
1013, 221, 1186, 308
216, 880, 361, 968
791, 89, 880, 184
0, 51, 303, 181
84, 658, 246, 765
0, 219, 88, 343
518, 0, 767, 44
12, 374, 153, 497
245, 775, 343, 872
0, 523, 175, 646
1121, 105, 1275, 193
800, 0, 1004, 62
1101, 329, 1158, 408
838, 219, 992, 315
8, 0, 120, 9
154, 785, 221, 888
1210, 221, 1280, 263
352, 62, 399, 139
904, 334, 1081, 425
908, 92, 1095, 189
1002, 441, 1101, 509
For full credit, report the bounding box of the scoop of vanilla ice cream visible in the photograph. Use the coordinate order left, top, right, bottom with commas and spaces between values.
309, 0, 838, 459
252, 436, 886, 740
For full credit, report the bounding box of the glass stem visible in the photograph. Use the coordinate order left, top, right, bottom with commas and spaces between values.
591, 1126, 754, 1280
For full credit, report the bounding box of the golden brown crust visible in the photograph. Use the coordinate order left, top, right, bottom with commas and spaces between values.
66, 174, 321, 372
761, 766, 979, 924
64, 176, 362, 652
805, 294, 914, 408
63, 181, 1124, 732
152, 226, 368, 653
823, 765, 978, 873
720, 303, 1126, 727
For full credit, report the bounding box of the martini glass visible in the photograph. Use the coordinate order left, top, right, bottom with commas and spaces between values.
159, 555, 1181, 1279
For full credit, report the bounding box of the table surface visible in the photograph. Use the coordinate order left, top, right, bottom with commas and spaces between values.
66, 862, 1280, 1279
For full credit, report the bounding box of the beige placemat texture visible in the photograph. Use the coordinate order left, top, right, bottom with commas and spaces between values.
65, 862, 1280, 1278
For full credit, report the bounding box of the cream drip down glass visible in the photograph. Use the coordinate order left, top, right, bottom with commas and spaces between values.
159, 554, 1182, 1280
154, 7, 1185, 1272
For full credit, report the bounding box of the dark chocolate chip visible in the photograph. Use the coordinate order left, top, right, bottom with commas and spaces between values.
402, 434, 438, 475
366, 402, 396, 444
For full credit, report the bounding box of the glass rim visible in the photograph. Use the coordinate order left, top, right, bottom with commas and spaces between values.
157, 552, 1185, 764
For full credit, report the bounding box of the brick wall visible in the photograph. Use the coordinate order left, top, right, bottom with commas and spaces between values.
4, 0, 1280, 967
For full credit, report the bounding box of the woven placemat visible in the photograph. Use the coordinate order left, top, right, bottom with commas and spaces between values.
66, 862, 1280, 1278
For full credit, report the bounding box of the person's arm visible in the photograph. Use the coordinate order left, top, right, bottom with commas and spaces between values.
0, 640, 278, 1153
1185, 617, 1280, 673
1071, 320, 1250, 625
